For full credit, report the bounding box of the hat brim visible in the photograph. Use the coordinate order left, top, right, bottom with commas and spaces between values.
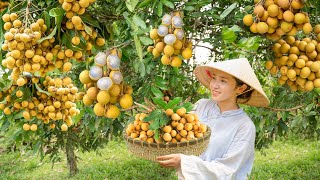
194, 63, 270, 107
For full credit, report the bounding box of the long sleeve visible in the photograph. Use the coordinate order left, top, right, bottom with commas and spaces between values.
179, 121, 255, 180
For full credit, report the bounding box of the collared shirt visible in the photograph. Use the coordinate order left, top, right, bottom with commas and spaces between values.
178, 99, 256, 180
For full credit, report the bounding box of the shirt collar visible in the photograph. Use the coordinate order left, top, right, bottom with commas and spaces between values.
212, 100, 244, 117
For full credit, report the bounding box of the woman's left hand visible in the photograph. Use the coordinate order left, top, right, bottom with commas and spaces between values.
156, 154, 181, 169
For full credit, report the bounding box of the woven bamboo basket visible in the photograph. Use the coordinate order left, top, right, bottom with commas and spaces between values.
124, 128, 211, 161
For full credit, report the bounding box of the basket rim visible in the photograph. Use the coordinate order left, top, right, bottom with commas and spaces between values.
123, 127, 211, 148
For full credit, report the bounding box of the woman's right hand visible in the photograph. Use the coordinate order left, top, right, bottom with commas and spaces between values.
156, 154, 181, 169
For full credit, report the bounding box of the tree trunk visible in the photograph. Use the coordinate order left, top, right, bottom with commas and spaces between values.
66, 134, 78, 176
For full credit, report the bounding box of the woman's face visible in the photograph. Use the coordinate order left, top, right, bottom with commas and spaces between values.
209, 69, 239, 104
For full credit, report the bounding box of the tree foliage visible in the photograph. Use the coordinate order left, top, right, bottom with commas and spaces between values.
0, 0, 320, 175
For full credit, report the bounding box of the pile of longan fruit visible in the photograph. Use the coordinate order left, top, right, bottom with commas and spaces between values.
125, 107, 208, 143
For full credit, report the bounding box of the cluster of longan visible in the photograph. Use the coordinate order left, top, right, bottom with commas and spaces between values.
59, 0, 106, 55
60, 0, 95, 18
1, 13, 83, 84
147, 12, 193, 67
265, 26, 320, 92
0, 1, 8, 12
0, 75, 80, 131
78, 49, 133, 118
243, 0, 310, 41
126, 108, 208, 143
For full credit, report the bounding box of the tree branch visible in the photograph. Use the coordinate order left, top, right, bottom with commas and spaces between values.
263, 105, 304, 112
194, 44, 220, 54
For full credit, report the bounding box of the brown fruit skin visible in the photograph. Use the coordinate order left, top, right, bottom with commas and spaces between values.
243, 14, 253, 26
250, 23, 258, 33
257, 22, 269, 34
253, 5, 265, 17
267, 4, 279, 17
294, 13, 305, 24
283, 10, 294, 22
291, 0, 304, 9
276, 0, 290, 10
303, 23, 313, 34
314, 24, 320, 34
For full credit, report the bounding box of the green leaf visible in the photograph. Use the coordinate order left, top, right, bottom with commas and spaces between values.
1, 79, 13, 92
33, 141, 42, 154
157, 1, 163, 17
139, 36, 153, 45
161, 0, 174, 9
155, 76, 168, 90
81, 14, 101, 29
84, 23, 93, 36
42, 11, 51, 30
34, 83, 51, 96
230, 25, 242, 32
0, 120, 10, 132
152, 97, 167, 109
126, 0, 139, 12
134, 35, 143, 62
49, 7, 64, 38
13, 111, 23, 120
220, 3, 237, 20
138, 61, 146, 77
154, 129, 160, 139
151, 86, 163, 98
164, 97, 182, 109
139, 0, 154, 8
184, 6, 195, 11
305, 103, 314, 112
37, 26, 57, 44
49, 7, 65, 18
159, 115, 169, 126
169, 75, 178, 87
222, 28, 237, 43
155, 76, 167, 86
143, 109, 163, 122
133, 15, 146, 29
182, 102, 194, 112
149, 120, 160, 130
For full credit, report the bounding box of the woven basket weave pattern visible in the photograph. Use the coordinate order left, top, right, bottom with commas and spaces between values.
124, 128, 211, 161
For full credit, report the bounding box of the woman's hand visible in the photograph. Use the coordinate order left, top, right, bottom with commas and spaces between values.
156, 154, 181, 169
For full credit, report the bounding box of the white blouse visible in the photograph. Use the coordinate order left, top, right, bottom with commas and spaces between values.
178, 99, 256, 180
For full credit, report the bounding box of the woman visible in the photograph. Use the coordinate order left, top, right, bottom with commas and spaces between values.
156, 58, 269, 180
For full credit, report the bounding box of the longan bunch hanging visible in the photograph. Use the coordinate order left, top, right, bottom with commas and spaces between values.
21, 76, 80, 132
78, 49, 133, 118
0, 74, 80, 132
60, 0, 106, 54
1, 12, 84, 83
0, 0, 8, 12
125, 108, 208, 143
265, 25, 320, 92
60, 0, 95, 18
0, 74, 42, 117
147, 11, 193, 68
243, 0, 310, 41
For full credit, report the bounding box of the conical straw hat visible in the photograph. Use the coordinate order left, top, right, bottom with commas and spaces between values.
194, 58, 270, 107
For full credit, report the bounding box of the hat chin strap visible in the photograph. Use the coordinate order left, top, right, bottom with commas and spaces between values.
236, 87, 253, 97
